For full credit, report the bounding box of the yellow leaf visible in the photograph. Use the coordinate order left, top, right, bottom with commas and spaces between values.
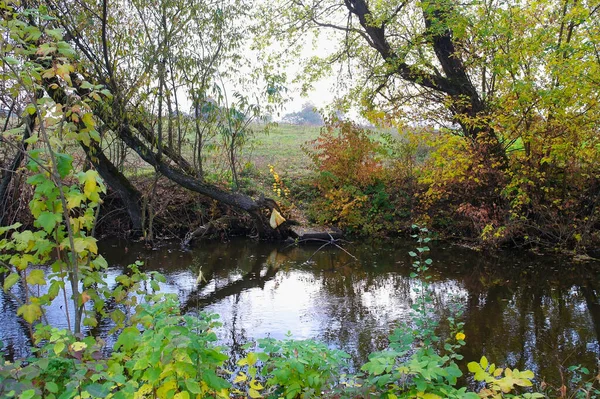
247, 352, 259, 366
269, 209, 286, 229
67, 192, 85, 210
82, 112, 95, 129
3, 273, 19, 291
73, 237, 87, 254
54, 342, 65, 355
233, 372, 247, 384
83, 170, 98, 198
56, 63, 74, 85
156, 380, 177, 398
520, 370, 534, 379
134, 384, 154, 399
26, 269, 46, 285
71, 342, 87, 352
480, 356, 488, 369
248, 388, 262, 398
85, 236, 98, 254
17, 303, 43, 324
174, 392, 190, 399
249, 379, 263, 390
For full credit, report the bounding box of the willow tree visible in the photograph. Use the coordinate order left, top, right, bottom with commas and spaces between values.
257, 0, 600, 245
6, 0, 284, 237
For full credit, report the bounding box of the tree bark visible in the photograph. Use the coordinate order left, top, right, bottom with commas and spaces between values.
345, 0, 504, 155
81, 141, 144, 234
0, 115, 35, 226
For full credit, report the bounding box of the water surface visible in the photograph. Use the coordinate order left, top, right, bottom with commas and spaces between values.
1, 238, 599, 384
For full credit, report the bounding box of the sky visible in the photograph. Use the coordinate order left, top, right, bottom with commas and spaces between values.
223, 27, 347, 121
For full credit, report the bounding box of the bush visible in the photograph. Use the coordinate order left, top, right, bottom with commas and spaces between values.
303, 119, 403, 235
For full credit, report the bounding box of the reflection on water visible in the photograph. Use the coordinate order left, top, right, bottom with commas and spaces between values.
1, 238, 599, 383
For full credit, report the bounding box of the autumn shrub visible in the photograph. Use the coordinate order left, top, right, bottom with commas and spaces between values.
303, 119, 402, 235
501, 124, 600, 250
409, 120, 600, 250
415, 132, 509, 243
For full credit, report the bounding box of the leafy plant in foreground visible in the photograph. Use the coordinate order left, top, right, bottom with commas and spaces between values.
235, 335, 350, 399
0, 294, 232, 399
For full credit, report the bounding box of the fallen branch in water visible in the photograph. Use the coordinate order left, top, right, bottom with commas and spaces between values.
285, 233, 358, 264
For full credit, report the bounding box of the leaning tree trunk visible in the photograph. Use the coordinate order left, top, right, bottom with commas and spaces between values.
41, 75, 145, 235
40, 73, 283, 238
0, 113, 36, 226
81, 141, 144, 234
33, 1, 283, 238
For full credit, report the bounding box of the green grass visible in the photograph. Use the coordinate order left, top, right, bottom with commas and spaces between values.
109, 122, 323, 197
247, 123, 322, 178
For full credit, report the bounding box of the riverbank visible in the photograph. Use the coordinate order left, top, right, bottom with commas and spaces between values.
3, 122, 599, 254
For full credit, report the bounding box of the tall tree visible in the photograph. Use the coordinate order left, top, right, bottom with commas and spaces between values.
256, 0, 600, 245
21, 0, 284, 236
257, 0, 600, 154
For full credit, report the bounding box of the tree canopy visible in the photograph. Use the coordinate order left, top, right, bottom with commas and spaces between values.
1, 0, 600, 248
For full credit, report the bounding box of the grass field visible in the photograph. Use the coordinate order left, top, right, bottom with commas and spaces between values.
247, 123, 322, 179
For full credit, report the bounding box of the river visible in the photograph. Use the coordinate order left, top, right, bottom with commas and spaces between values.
1, 238, 599, 386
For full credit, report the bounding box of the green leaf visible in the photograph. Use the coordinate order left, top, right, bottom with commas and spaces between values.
20, 390, 36, 399
0, 222, 21, 235
46, 382, 59, 393
202, 369, 230, 390
26, 269, 46, 285
46, 28, 64, 40
85, 383, 110, 398
84, 316, 98, 327
55, 153, 73, 178
3, 273, 19, 291
185, 380, 201, 394
37, 211, 61, 234
3, 56, 19, 65
24, 104, 36, 115
57, 41, 76, 58
48, 280, 62, 300
24, 135, 38, 145
114, 326, 140, 351
54, 341, 65, 355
